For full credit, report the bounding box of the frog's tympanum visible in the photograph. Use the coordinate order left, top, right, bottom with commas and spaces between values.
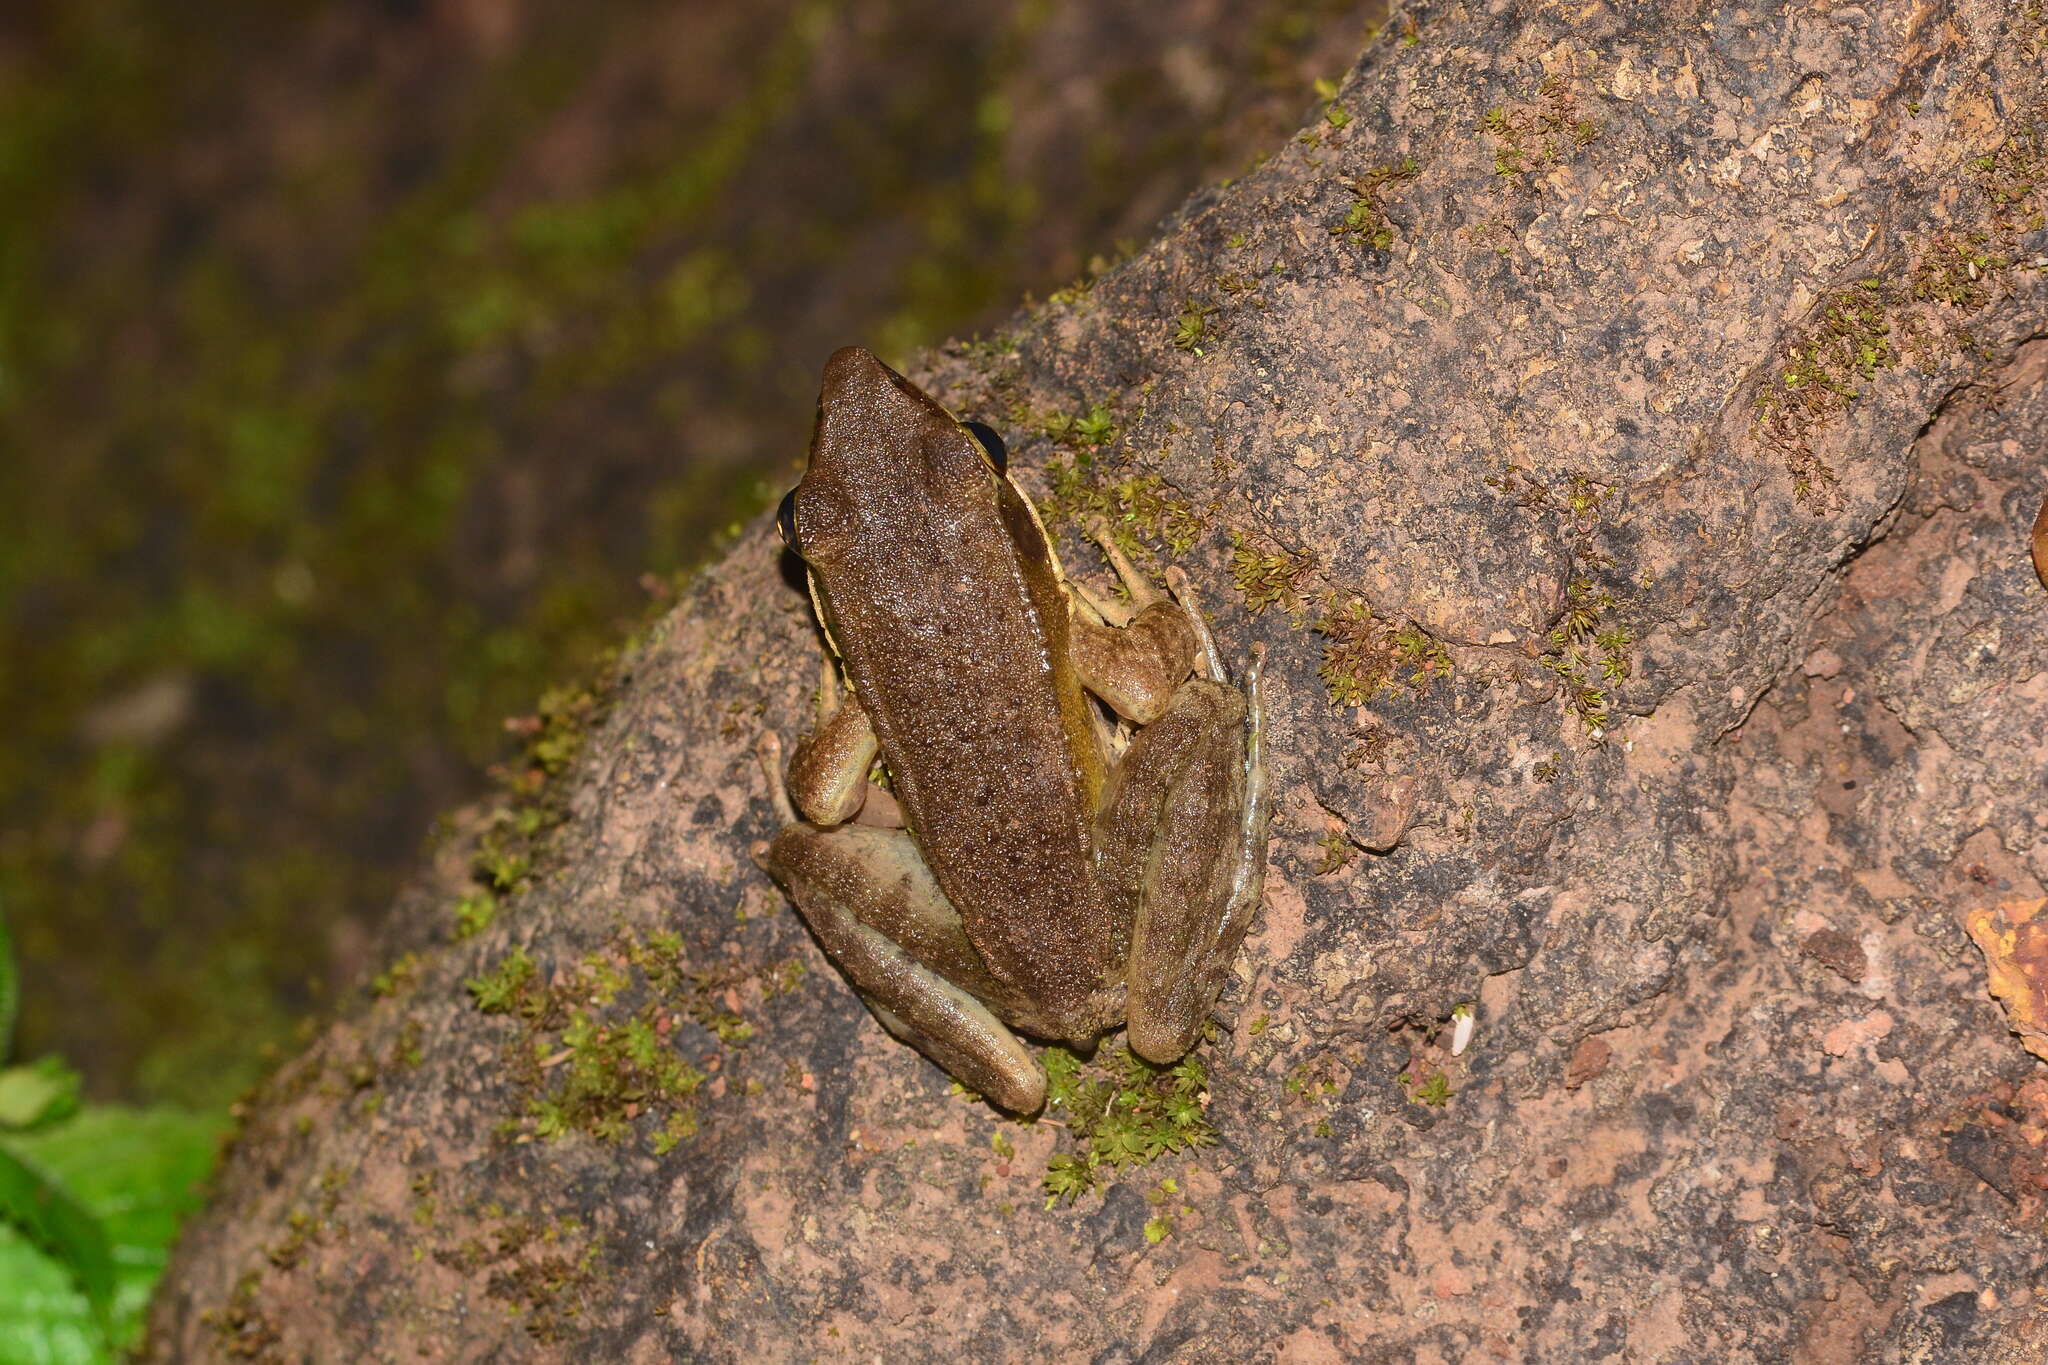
756, 347, 1270, 1112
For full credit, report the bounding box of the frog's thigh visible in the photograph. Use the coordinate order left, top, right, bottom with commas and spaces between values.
1095, 678, 1260, 1063
761, 823, 1046, 1112
1070, 601, 1199, 724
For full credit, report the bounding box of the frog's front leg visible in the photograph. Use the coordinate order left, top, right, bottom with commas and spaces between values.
784, 654, 880, 826
1066, 525, 1204, 725
754, 734, 1049, 1112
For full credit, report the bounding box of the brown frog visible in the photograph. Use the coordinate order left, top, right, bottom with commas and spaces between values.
756, 347, 1269, 1112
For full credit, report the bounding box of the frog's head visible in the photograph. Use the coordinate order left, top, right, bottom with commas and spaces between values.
777, 347, 1007, 569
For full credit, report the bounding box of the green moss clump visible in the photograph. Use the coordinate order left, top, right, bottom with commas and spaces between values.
465, 947, 537, 1015
1538, 579, 1631, 739
368, 952, 420, 999
467, 676, 615, 907
463, 925, 803, 1152
1328, 157, 1419, 251
1040, 1046, 1217, 1207
1039, 416, 1205, 561
528, 1010, 704, 1145
1314, 598, 1450, 705
1754, 105, 2046, 503
1480, 76, 1602, 182
1229, 531, 1317, 614
1401, 1068, 1452, 1107
1751, 280, 1895, 502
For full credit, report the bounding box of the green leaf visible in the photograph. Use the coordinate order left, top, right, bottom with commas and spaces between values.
0, 1107, 224, 1359
0, 1142, 115, 1335
0, 1230, 104, 1365
0, 1057, 84, 1130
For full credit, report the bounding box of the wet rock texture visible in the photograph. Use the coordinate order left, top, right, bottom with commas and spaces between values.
148, 2, 2048, 1361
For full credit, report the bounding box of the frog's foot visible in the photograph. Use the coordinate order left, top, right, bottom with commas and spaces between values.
754, 730, 798, 826
1097, 646, 1270, 1064
758, 817, 1047, 1113
1161, 565, 1226, 684
1068, 516, 1169, 624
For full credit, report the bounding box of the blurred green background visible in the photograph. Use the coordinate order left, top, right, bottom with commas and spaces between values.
0, 0, 1378, 1353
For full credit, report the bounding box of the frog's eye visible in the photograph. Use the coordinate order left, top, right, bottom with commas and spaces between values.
776, 488, 802, 551
962, 420, 1008, 475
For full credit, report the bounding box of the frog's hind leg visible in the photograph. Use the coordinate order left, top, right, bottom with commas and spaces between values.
755, 734, 1047, 1112
1096, 647, 1271, 1064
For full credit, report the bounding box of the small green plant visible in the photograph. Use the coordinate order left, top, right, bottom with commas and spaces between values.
1315, 829, 1355, 876
1752, 280, 1898, 502
369, 952, 420, 998
466, 945, 538, 1014
1398, 1065, 1452, 1107
1481, 76, 1602, 183
1329, 158, 1418, 250
453, 889, 500, 940
465, 926, 799, 1151
1229, 532, 1317, 614
1314, 598, 1451, 705
1539, 579, 1630, 738
1040, 1046, 1216, 1207
1172, 300, 1210, 352
1315, 80, 1353, 131
0, 904, 223, 1360
1042, 454, 1204, 559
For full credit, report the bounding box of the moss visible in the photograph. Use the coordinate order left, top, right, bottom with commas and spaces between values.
1229, 531, 1318, 614
1283, 1057, 1342, 1106
1403, 1068, 1452, 1107
1038, 415, 1206, 561
368, 953, 421, 999
201, 1270, 282, 1360
1314, 598, 1451, 705
1755, 103, 2045, 503
527, 1009, 705, 1144
1039, 1045, 1217, 1206
1170, 299, 1210, 352
1484, 464, 1610, 521
453, 669, 618, 940
391, 1019, 425, 1070
465, 924, 802, 1149
1328, 157, 1419, 251
466, 947, 538, 1015
453, 889, 500, 941
1481, 75, 1602, 182
433, 1214, 602, 1345
1537, 579, 1630, 739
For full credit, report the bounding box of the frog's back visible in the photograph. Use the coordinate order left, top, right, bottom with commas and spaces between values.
789, 348, 1118, 1031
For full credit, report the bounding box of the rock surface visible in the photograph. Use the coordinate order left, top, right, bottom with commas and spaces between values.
147, 2, 2048, 1360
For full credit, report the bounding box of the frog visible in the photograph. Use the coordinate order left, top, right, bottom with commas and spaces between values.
754, 346, 1270, 1113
